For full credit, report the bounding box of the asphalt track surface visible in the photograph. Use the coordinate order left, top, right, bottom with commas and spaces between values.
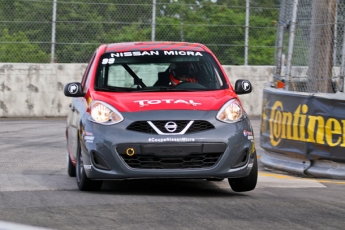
0, 117, 344, 230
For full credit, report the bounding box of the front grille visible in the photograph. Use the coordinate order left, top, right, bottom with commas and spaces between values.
116, 143, 226, 169
127, 121, 154, 134
185, 120, 215, 133
127, 120, 214, 134
152, 120, 189, 133
119, 153, 223, 169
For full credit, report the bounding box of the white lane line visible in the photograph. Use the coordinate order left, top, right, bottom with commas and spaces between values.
0, 221, 53, 230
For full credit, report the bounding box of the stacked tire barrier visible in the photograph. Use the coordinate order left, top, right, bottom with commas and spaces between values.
260, 87, 345, 179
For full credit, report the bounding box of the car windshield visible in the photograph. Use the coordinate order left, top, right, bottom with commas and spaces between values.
95, 50, 228, 92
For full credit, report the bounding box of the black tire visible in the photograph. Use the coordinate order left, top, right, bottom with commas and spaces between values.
67, 152, 76, 177
76, 143, 103, 191
228, 153, 258, 192
206, 178, 224, 181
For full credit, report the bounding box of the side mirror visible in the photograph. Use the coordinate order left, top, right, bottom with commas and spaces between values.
234, 79, 252, 95
64, 82, 85, 97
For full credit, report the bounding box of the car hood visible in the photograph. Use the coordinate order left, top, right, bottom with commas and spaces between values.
90, 90, 238, 112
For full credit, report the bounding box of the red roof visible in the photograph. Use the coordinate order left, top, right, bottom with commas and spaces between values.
104, 41, 208, 53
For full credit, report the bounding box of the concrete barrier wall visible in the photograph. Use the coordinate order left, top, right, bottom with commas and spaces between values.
0, 63, 273, 117
224, 66, 273, 117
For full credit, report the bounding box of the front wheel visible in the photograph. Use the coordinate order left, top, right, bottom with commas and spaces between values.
76, 144, 103, 191
228, 153, 258, 192
67, 152, 76, 177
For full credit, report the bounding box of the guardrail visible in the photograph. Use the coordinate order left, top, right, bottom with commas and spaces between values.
260, 87, 345, 179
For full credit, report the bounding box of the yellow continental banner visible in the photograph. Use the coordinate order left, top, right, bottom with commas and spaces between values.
266, 101, 345, 147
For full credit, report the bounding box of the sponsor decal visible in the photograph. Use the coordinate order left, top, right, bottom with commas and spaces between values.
82, 129, 94, 143
82, 130, 93, 136
108, 50, 203, 58
134, 99, 201, 107
163, 51, 203, 56
242, 80, 251, 91
265, 100, 345, 147
243, 130, 253, 137
68, 84, 78, 94
148, 137, 195, 142
247, 162, 254, 169
84, 165, 92, 170
84, 136, 94, 143
111, 51, 159, 57
243, 130, 254, 140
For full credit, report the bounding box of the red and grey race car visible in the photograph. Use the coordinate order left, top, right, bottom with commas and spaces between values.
64, 41, 257, 192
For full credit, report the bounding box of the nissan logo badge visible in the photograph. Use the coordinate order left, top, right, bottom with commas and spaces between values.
165, 121, 177, 132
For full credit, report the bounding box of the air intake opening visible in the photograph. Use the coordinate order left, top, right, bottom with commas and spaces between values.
231, 149, 249, 168
91, 151, 111, 170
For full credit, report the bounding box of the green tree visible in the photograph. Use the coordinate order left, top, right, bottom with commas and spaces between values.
0, 0, 279, 64
155, 0, 278, 64
0, 29, 49, 63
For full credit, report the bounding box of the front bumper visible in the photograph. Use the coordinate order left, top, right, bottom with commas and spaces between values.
79, 110, 256, 180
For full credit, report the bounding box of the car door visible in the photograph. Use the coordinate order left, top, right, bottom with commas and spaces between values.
67, 52, 96, 160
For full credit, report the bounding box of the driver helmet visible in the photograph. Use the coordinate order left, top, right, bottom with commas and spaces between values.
169, 62, 197, 86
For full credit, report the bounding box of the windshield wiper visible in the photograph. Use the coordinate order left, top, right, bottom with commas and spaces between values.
136, 87, 206, 92
95, 86, 130, 92
166, 88, 206, 91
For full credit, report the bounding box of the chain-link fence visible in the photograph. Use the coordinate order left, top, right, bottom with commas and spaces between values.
274, 0, 345, 93
0, 0, 279, 65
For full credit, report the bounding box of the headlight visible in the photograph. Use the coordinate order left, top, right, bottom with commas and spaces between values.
88, 101, 123, 125
216, 99, 244, 123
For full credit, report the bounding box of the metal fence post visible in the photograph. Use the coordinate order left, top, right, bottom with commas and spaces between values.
51, 0, 57, 63
333, 0, 338, 66
275, 0, 286, 78
151, 0, 156, 42
244, 0, 249, 65
284, 0, 299, 91
341, 25, 345, 92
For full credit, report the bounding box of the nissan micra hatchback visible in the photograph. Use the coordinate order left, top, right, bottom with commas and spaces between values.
64, 42, 257, 192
